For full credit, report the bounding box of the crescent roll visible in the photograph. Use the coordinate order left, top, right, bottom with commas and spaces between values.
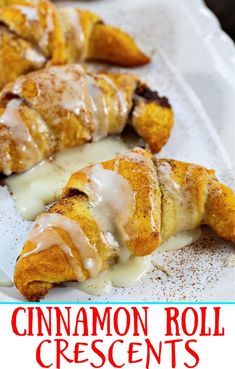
0, 0, 150, 89
14, 148, 235, 301
0, 64, 173, 175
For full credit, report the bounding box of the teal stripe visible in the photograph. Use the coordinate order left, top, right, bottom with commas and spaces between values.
0, 301, 234, 305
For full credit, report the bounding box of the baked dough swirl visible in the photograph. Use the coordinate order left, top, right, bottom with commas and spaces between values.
14, 148, 235, 301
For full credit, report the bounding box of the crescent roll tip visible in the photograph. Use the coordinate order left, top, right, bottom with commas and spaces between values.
87, 23, 150, 67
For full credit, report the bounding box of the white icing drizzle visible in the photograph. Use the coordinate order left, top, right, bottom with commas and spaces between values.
49, 66, 90, 119
27, 226, 86, 281
25, 213, 102, 279
14, 5, 39, 22
121, 150, 159, 234
6, 136, 138, 221
39, 6, 54, 51
78, 256, 151, 295
87, 73, 130, 142
97, 75, 129, 133
43, 66, 110, 133
78, 229, 202, 296
158, 161, 199, 230
24, 48, 46, 65
84, 163, 135, 250
12, 78, 24, 95
61, 8, 85, 58
0, 99, 30, 145
123, 151, 147, 163
158, 228, 202, 252
76, 155, 202, 297
86, 75, 109, 141
0, 99, 41, 173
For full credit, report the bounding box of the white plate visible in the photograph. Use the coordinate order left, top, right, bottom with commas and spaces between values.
0, 0, 234, 302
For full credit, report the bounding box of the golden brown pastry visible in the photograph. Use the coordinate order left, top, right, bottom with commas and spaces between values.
0, 0, 27, 5
0, 64, 173, 175
0, 0, 150, 89
14, 148, 235, 301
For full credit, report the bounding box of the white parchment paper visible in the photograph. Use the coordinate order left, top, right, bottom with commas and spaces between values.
0, 0, 234, 301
